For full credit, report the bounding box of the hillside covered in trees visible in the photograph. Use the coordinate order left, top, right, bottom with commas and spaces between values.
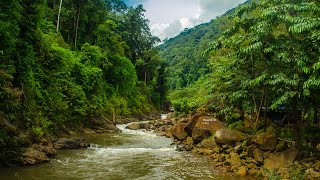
161, 0, 320, 148
0, 0, 165, 165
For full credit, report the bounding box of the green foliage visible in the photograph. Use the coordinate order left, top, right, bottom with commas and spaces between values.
228, 121, 244, 129
211, 0, 320, 114
265, 169, 281, 180
168, 76, 212, 113
162, 0, 320, 154
302, 126, 320, 141
159, 21, 218, 89
0, 0, 166, 165
32, 126, 44, 140
109, 56, 138, 95
289, 164, 307, 180
278, 128, 295, 140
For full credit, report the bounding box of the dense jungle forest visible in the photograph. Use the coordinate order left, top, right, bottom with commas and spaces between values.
161, 0, 320, 148
1, 0, 320, 178
0, 0, 165, 164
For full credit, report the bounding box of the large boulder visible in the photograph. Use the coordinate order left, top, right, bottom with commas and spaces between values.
22, 148, 49, 165
252, 131, 278, 151
214, 128, 247, 145
126, 122, 151, 130
126, 122, 141, 130
53, 137, 90, 149
264, 148, 299, 171
191, 116, 225, 143
171, 119, 188, 140
200, 137, 217, 149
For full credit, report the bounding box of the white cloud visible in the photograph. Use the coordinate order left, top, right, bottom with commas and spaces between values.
180, 18, 192, 28
162, 20, 183, 40
125, 0, 247, 40
150, 23, 170, 39
198, 0, 246, 21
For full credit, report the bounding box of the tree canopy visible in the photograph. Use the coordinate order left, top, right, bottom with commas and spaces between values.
0, 0, 166, 165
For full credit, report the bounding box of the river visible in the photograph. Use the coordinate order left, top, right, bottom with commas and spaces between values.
0, 123, 249, 180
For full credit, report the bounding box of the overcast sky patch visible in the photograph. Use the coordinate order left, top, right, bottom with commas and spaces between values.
122, 0, 246, 40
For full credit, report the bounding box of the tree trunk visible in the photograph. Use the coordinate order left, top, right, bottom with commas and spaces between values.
253, 96, 264, 129
56, 0, 63, 32
74, 6, 81, 48
73, 11, 77, 40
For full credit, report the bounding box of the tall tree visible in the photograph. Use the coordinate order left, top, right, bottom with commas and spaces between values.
210, 0, 320, 146
56, 0, 63, 32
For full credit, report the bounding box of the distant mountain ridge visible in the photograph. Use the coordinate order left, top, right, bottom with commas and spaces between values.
159, 1, 249, 89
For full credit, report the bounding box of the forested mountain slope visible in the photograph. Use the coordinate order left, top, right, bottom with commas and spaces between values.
158, 3, 242, 113
161, 0, 320, 150
159, 3, 246, 90
159, 19, 222, 89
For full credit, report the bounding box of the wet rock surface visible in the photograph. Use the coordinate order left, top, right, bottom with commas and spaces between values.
53, 137, 90, 149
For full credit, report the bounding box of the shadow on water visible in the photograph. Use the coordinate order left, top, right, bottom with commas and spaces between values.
0, 124, 254, 180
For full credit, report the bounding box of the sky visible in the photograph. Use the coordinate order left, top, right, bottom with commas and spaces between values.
122, 0, 246, 40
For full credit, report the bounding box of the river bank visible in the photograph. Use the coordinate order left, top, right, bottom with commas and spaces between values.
131, 113, 320, 179
0, 121, 246, 180
4, 111, 320, 179
7, 113, 160, 167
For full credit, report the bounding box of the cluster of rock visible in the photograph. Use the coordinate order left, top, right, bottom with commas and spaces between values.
148, 113, 320, 179
22, 137, 90, 165
21, 113, 160, 166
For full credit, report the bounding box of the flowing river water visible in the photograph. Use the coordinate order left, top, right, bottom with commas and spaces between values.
0, 123, 250, 180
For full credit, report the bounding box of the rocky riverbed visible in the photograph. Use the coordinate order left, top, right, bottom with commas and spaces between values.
19, 114, 160, 166
127, 113, 320, 179
0, 118, 247, 180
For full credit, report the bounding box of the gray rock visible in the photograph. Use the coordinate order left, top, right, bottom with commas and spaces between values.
53, 137, 90, 149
